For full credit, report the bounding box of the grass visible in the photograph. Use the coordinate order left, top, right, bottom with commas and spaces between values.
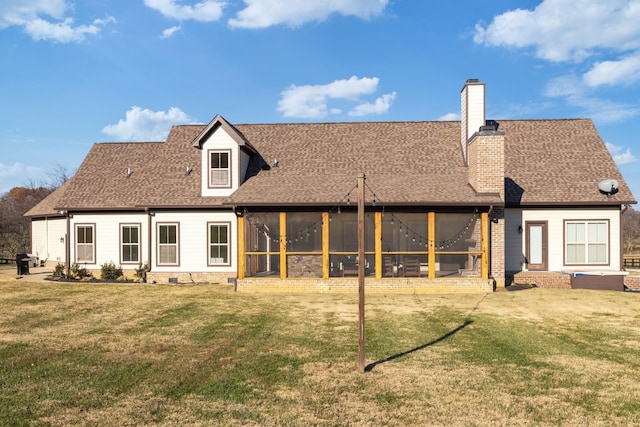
1, 274, 640, 426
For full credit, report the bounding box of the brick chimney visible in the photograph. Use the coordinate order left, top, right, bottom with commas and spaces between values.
462, 79, 504, 197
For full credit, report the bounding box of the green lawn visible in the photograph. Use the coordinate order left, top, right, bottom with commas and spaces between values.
1, 277, 639, 426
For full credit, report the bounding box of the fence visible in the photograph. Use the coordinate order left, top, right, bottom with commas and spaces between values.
624, 255, 640, 269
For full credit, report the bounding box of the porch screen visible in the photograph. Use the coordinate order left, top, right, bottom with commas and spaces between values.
244, 213, 280, 277
329, 212, 375, 277
381, 213, 429, 277
435, 213, 481, 278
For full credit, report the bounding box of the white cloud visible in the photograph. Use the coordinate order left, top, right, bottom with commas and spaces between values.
606, 142, 638, 164
277, 76, 391, 119
229, 0, 388, 29
161, 25, 182, 38
144, 0, 225, 22
348, 92, 396, 116
0, 1, 114, 42
102, 106, 197, 141
544, 75, 640, 123
0, 162, 44, 194
437, 112, 459, 121
474, 0, 640, 62
583, 51, 640, 87
23, 16, 115, 43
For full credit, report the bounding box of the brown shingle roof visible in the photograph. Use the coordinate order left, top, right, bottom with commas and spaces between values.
502, 119, 635, 205
25, 117, 635, 217
228, 121, 498, 206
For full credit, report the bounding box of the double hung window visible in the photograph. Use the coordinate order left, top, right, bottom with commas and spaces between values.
121, 224, 140, 263
209, 151, 230, 187
158, 224, 179, 265
208, 223, 230, 265
76, 224, 95, 263
565, 220, 608, 264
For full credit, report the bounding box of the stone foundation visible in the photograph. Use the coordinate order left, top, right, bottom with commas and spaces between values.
236, 277, 494, 293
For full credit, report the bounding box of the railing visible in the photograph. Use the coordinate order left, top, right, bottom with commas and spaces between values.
624, 255, 640, 269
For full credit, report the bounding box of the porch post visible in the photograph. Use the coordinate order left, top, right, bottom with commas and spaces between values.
322, 212, 330, 279
237, 214, 245, 279
279, 212, 287, 279
428, 212, 435, 279
375, 212, 382, 279
481, 212, 489, 279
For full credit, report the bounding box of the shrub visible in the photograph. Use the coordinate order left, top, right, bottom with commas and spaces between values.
100, 261, 122, 280
135, 261, 149, 282
52, 263, 65, 278
70, 263, 90, 280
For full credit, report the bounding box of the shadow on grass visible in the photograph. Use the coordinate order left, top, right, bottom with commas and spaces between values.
365, 318, 473, 372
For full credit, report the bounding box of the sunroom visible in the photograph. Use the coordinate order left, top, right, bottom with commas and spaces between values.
238, 208, 490, 280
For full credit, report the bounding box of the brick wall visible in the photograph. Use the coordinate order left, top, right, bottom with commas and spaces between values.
467, 132, 505, 197
146, 271, 234, 285
491, 207, 505, 288
512, 271, 572, 289
236, 277, 494, 293
625, 274, 640, 291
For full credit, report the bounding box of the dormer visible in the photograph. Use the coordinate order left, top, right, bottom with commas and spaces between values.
191, 115, 257, 197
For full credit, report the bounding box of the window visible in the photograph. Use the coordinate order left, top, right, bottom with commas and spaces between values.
208, 223, 230, 265
209, 150, 230, 187
76, 224, 95, 263
566, 220, 608, 264
121, 224, 140, 263
158, 224, 179, 265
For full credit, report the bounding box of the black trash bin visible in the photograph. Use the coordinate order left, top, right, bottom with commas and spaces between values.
16, 253, 30, 275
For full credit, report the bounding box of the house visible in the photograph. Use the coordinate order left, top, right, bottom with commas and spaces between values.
26, 80, 636, 292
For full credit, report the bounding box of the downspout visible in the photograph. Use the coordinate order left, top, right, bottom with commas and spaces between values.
146, 208, 153, 274
65, 211, 71, 277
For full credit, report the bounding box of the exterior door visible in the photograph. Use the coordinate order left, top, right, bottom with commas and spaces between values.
526, 222, 548, 271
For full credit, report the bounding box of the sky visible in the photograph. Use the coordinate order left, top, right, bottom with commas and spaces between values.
1, 0, 639, 201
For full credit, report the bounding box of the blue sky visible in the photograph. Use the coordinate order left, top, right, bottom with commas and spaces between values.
1, 0, 639, 201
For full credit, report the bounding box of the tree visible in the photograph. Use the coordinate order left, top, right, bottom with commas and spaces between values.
0, 186, 53, 256
623, 207, 640, 254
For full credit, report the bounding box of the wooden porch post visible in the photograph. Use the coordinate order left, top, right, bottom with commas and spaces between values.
237, 215, 245, 279
322, 212, 330, 279
375, 212, 382, 279
481, 212, 489, 279
280, 212, 287, 279
428, 212, 435, 279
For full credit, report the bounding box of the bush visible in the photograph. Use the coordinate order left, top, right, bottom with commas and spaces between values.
100, 261, 122, 280
53, 263, 65, 278
135, 261, 148, 282
70, 263, 90, 280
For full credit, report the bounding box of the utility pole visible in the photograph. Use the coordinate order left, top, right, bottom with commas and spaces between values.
358, 172, 366, 373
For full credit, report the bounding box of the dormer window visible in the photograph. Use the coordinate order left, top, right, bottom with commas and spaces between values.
209, 150, 231, 188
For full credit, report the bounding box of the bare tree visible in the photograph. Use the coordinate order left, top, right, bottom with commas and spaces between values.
47, 161, 74, 189
623, 207, 640, 254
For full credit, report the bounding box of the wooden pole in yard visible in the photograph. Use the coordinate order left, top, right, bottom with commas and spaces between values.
358, 172, 366, 373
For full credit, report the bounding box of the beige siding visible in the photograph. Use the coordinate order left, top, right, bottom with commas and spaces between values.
505, 207, 621, 272
31, 218, 66, 264
151, 211, 237, 274
200, 128, 241, 197
466, 84, 485, 140
69, 213, 149, 270
240, 150, 251, 183
504, 208, 526, 271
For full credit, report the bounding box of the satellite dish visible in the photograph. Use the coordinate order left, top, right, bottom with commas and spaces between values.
598, 179, 619, 197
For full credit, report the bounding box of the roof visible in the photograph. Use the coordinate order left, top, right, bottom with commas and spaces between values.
25, 117, 635, 217
502, 119, 635, 205
228, 120, 499, 206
